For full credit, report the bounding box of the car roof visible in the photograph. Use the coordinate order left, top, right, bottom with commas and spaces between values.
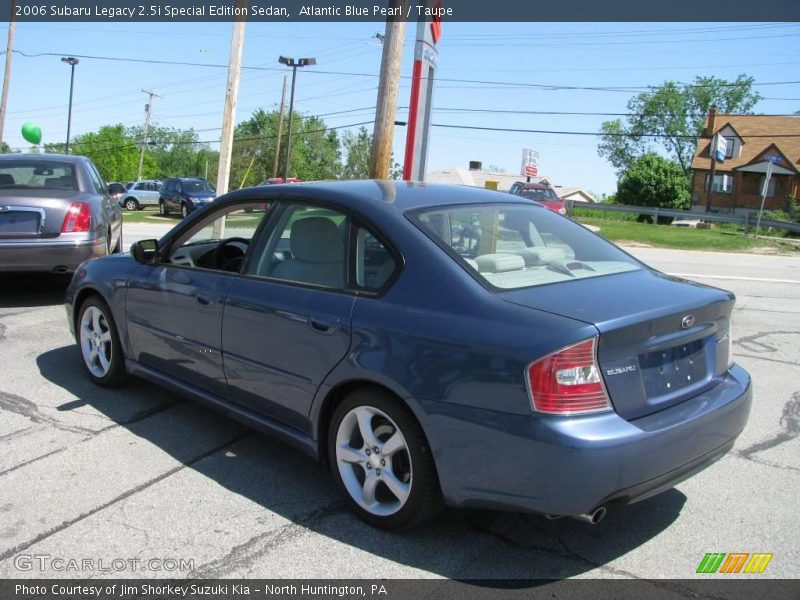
221, 180, 530, 213
0, 153, 85, 164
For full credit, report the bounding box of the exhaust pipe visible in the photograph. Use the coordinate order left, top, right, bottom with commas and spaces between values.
52, 266, 70, 274
571, 506, 607, 525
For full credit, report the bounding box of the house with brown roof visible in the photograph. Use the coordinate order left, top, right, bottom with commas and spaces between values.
690, 108, 800, 214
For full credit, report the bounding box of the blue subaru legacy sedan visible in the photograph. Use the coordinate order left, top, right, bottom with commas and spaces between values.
65, 181, 751, 529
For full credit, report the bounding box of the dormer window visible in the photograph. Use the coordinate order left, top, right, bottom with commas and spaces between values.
725, 138, 734, 158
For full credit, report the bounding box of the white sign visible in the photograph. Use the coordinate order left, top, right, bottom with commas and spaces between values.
714, 134, 727, 163
521, 149, 539, 177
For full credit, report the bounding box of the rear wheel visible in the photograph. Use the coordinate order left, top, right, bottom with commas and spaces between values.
159, 200, 168, 216
77, 296, 126, 387
124, 198, 139, 211
328, 388, 442, 530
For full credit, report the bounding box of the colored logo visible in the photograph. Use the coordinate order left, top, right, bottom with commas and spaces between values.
696, 553, 773, 574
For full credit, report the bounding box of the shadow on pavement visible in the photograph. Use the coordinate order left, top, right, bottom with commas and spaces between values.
37, 344, 686, 580
0, 274, 71, 308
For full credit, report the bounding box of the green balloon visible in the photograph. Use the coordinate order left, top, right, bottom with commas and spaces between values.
21, 122, 42, 145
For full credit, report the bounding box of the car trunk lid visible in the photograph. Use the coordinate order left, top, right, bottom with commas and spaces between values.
502, 269, 734, 420
0, 190, 86, 238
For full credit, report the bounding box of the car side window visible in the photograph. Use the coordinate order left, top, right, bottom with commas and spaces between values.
166, 202, 272, 273
86, 162, 106, 195
354, 227, 397, 291
248, 203, 349, 290
163, 181, 174, 194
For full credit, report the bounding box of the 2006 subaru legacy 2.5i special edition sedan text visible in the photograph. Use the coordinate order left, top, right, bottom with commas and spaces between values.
65, 181, 751, 529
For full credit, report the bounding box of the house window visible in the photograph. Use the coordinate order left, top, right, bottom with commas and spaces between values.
705, 174, 733, 194
759, 175, 777, 197
725, 138, 735, 158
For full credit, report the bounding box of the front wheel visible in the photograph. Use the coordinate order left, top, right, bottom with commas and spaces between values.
180, 203, 189, 219
77, 296, 126, 387
328, 389, 442, 530
124, 198, 139, 211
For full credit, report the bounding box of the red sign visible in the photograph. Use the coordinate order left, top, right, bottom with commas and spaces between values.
430, 1, 442, 44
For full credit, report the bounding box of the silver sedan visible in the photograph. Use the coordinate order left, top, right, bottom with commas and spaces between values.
0, 153, 123, 273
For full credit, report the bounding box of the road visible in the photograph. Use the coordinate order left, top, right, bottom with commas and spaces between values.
0, 223, 797, 582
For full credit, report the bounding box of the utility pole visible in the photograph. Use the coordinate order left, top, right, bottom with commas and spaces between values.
369, 0, 406, 179
216, 5, 246, 197
272, 75, 287, 178
0, 0, 16, 147
137, 89, 161, 180
705, 132, 718, 213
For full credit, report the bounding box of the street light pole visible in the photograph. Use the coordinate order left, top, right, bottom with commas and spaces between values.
61, 57, 78, 154
278, 56, 315, 181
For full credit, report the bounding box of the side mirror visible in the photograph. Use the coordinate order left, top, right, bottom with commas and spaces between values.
131, 239, 159, 264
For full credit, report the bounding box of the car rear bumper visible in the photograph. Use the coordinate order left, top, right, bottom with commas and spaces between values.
0, 237, 106, 272
419, 363, 751, 516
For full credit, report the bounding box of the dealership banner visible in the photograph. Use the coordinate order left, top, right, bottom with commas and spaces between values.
1, 0, 799, 22
3, 579, 800, 600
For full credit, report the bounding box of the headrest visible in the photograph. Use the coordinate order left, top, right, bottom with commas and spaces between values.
290, 217, 344, 264
0, 174, 15, 185
514, 247, 566, 266
474, 253, 525, 273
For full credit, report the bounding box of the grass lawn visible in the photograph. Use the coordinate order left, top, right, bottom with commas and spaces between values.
121, 209, 179, 224
576, 217, 800, 254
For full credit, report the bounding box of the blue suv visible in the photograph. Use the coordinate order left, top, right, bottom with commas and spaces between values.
158, 177, 216, 218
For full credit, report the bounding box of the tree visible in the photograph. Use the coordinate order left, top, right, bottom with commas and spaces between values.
599, 75, 762, 176
127, 125, 216, 181
340, 127, 371, 179
616, 153, 690, 210
69, 125, 151, 183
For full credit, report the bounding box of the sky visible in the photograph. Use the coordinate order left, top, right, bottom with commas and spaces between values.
1, 21, 799, 196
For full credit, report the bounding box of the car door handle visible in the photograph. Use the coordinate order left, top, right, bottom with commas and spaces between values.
196, 294, 213, 306
309, 316, 340, 334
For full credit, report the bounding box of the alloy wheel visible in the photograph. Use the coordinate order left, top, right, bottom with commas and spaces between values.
79, 305, 113, 378
335, 405, 412, 516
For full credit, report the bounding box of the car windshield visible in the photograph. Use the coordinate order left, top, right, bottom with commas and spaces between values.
521, 188, 559, 202
183, 180, 214, 193
411, 203, 641, 290
0, 161, 79, 192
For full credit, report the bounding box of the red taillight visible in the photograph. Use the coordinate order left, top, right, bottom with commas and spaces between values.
61, 202, 91, 233
527, 337, 611, 415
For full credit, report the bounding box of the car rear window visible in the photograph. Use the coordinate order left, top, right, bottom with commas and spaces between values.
410, 203, 641, 290
522, 188, 559, 202
0, 161, 79, 192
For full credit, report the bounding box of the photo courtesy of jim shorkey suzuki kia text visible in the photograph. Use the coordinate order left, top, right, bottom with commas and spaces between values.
15, 583, 388, 596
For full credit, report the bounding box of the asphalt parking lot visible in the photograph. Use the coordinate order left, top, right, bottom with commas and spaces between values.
0, 224, 798, 581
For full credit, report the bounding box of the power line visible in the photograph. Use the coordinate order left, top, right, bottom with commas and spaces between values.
9, 50, 800, 95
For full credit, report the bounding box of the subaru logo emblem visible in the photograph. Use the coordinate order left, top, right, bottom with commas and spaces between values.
681, 315, 695, 329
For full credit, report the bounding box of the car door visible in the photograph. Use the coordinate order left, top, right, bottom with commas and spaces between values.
160, 179, 177, 210
125, 201, 272, 396
221, 201, 356, 433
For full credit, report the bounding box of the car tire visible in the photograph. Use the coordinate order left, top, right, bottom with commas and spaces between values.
181, 203, 189, 219
124, 198, 139, 211
77, 295, 126, 388
112, 227, 123, 254
159, 201, 168, 216
328, 388, 443, 530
